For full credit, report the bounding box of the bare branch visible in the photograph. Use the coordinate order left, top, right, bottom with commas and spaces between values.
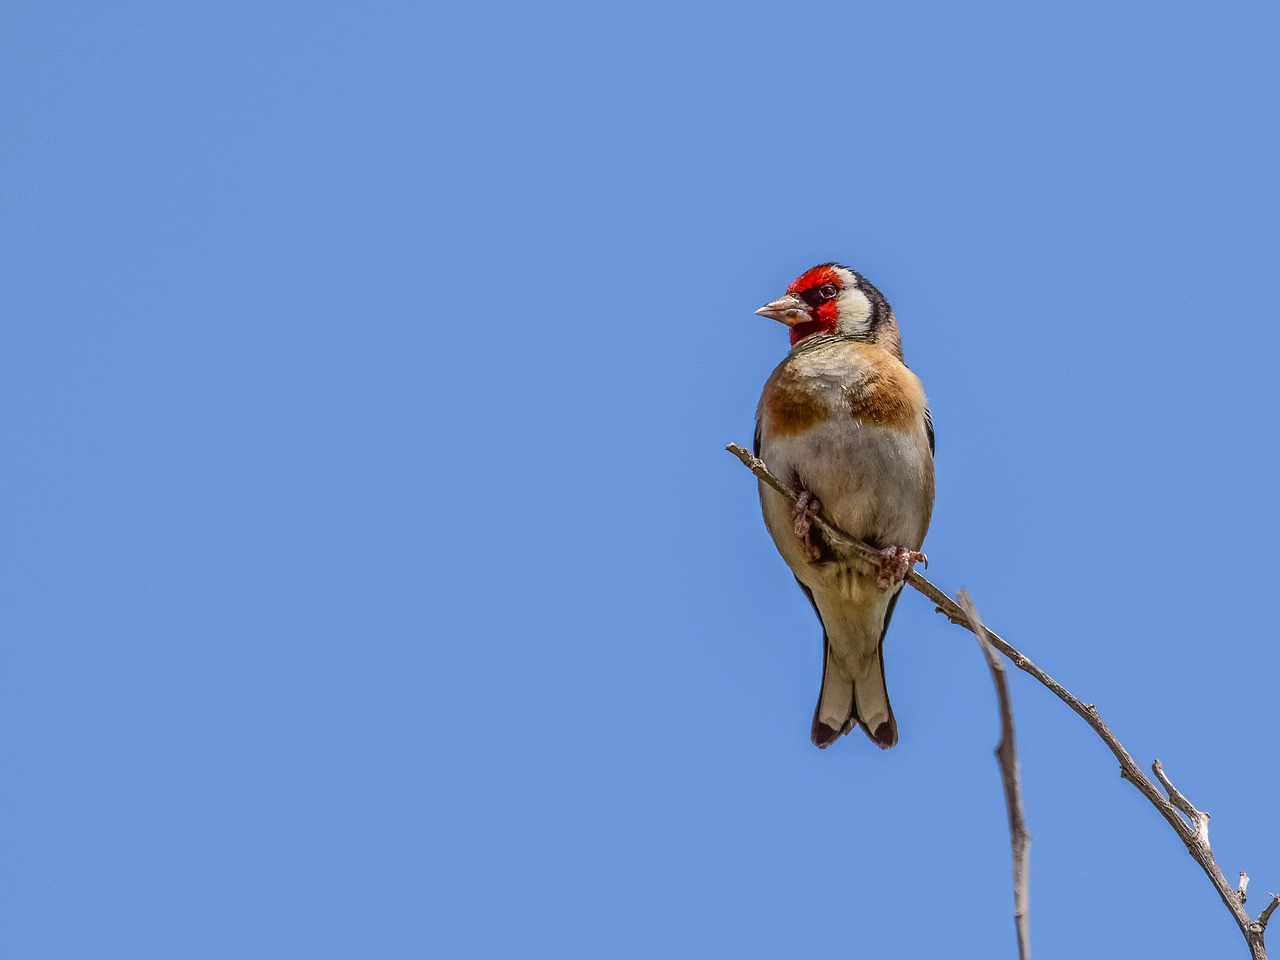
959, 589, 1031, 960
1153, 759, 1212, 848
1259, 896, 1280, 931
727, 442, 1272, 959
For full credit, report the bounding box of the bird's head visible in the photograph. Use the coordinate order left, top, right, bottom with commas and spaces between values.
755, 263, 900, 356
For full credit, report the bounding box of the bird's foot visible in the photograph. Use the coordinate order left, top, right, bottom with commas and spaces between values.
877, 545, 927, 589
792, 491, 824, 563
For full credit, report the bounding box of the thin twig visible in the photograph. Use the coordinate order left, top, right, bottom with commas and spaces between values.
959, 590, 1031, 960
727, 442, 1271, 959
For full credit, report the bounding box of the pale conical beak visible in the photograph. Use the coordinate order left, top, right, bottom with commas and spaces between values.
754, 294, 810, 327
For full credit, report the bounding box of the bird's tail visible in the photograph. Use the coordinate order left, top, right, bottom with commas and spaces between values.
853, 647, 897, 749
811, 637, 855, 748
811, 638, 897, 750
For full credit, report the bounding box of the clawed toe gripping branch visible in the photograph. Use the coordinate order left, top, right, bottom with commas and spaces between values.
726, 442, 1277, 960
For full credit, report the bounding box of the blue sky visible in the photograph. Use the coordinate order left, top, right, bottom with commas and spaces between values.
4, 1, 1278, 956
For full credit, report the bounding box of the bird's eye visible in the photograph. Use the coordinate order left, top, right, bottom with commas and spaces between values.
817, 284, 838, 300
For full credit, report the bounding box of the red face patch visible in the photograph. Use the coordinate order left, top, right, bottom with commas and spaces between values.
786, 264, 843, 345
786, 264, 843, 297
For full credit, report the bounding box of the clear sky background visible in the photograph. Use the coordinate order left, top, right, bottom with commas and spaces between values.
4, 1, 1278, 957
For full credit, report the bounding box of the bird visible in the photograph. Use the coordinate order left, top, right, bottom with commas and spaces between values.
752, 263, 935, 749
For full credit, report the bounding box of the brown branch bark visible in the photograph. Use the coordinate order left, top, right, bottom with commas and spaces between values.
726, 442, 1272, 959
1261, 896, 1280, 932
959, 589, 1031, 960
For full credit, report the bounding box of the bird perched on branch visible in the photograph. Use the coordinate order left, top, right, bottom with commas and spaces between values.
752, 263, 934, 749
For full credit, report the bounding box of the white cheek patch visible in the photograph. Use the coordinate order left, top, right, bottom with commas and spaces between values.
836, 288, 874, 338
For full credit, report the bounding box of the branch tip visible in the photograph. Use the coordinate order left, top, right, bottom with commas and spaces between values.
957, 589, 1030, 960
